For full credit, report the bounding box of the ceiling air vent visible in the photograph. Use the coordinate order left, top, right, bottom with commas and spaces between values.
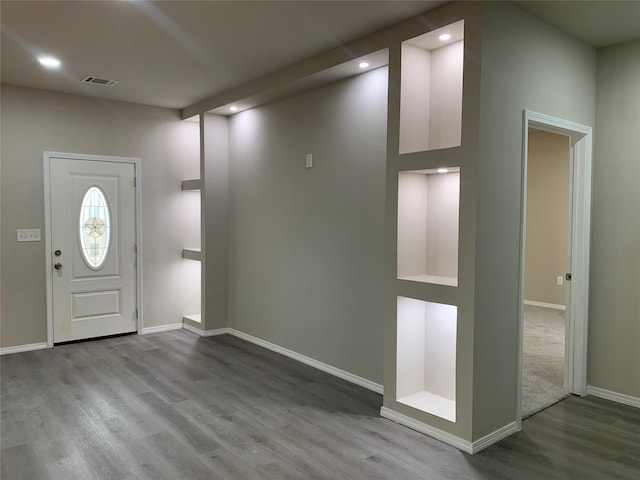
82, 76, 119, 87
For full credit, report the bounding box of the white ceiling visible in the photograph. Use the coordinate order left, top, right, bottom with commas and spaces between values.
517, 1, 640, 48
0, 0, 445, 109
2, 1, 639, 111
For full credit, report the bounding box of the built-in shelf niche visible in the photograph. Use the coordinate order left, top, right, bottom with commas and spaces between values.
181, 182, 202, 257
182, 176, 201, 323
397, 296, 457, 422
181, 253, 201, 323
398, 168, 459, 286
399, 20, 464, 154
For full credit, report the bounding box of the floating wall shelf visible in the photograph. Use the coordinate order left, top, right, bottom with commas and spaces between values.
182, 248, 202, 262
181, 179, 202, 191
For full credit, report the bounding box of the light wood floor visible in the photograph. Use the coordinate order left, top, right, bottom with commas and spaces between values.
1, 330, 638, 479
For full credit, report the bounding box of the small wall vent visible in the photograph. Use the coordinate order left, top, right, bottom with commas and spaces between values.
82, 76, 119, 87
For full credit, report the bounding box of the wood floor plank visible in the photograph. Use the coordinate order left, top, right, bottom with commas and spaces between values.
137, 390, 222, 454
142, 430, 220, 480
1, 444, 50, 480
2, 330, 639, 480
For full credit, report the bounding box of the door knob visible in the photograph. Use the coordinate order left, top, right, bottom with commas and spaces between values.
54, 263, 63, 270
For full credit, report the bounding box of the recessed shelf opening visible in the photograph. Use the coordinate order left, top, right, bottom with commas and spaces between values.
399, 20, 464, 154
182, 255, 201, 323
181, 172, 202, 324
397, 168, 459, 286
397, 296, 457, 422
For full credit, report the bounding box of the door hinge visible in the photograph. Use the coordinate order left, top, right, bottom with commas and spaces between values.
134, 244, 138, 254
135, 308, 139, 319
133, 177, 137, 187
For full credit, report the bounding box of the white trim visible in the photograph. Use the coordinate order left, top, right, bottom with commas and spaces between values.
587, 386, 640, 409
228, 329, 384, 395
567, 127, 592, 396
471, 422, 520, 454
134, 160, 144, 336
380, 407, 518, 455
180, 325, 384, 394
380, 407, 472, 453
517, 111, 592, 427
44, 152, 143, 346
141, 323, 183, 335
525, 110, 592, 139
44, 156, 53, 347
0, 342, 49, 356
524, 300, 566, 311
182, 323, 229, 337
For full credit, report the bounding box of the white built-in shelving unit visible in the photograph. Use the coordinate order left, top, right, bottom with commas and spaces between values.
389, 19, 465, 425
181, 178, 202, 324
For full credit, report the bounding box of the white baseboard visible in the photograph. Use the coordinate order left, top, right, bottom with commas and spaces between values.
182, 323, 230, 337
380, 407, 472, 453
141, 323, 183, 335
471, 421, 520, 454
524, 300, 566, 311
228, 328, 384, 395
587, 386, 640, 408
380, 407, 519, 454
0, 342, 49, 356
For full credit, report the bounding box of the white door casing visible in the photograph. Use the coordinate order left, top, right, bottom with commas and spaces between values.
517, 111, 592, 425
44, 153, 142, 344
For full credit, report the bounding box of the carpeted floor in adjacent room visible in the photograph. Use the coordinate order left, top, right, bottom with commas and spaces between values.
522, 304, 568, 418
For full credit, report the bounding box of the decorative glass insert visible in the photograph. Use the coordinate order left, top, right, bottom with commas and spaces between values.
79, 186, 111, 269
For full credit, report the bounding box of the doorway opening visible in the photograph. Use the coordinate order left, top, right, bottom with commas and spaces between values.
522, 129, 571, 418
518, 111, 593, 423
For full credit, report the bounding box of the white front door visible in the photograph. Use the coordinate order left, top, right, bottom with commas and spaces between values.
50, 157, 137, 342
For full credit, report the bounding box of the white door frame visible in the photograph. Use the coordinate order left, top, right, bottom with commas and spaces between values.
44, 152, 143, 346
517, 110, 592, 423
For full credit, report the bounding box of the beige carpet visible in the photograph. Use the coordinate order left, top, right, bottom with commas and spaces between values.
522, 304, 568, 418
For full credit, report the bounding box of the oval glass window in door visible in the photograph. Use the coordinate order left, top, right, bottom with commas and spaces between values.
79, 186, 111, 269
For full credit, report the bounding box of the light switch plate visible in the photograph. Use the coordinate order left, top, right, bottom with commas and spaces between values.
17, 229, 41, 242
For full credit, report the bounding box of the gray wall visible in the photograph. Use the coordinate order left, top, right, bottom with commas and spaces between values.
474, 2, 596, 439
589, 39, 640, 399
0, 85, 200, 348
525, 130, 570, 306
203, 113, 230, 331
228, 67, 388, 383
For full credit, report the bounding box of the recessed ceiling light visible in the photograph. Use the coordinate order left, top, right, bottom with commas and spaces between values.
437, 168, 449, 173
230, 106, 238, 112
38, 56, 61, 69
359, 62, 370, 69
438, 33, 452, 41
